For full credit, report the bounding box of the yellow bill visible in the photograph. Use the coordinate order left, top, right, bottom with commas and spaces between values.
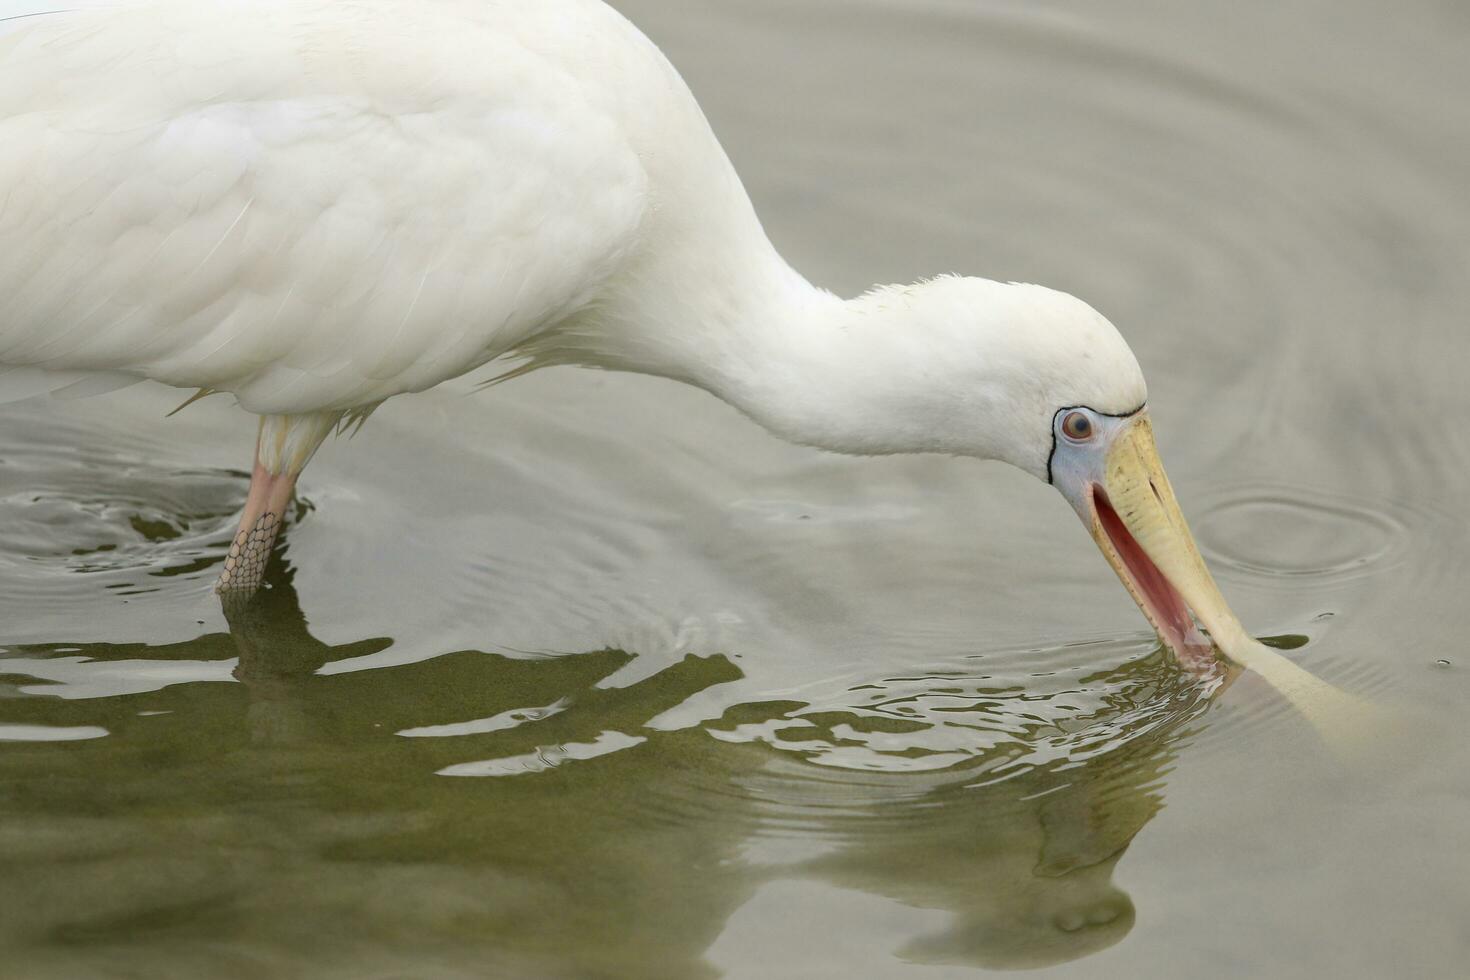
1074, 413, 1373, 745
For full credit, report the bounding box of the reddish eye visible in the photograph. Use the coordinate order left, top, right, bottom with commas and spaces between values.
1062, 411, 1093, 441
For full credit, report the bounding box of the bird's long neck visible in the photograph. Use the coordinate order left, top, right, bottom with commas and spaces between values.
576, 236, 954, 457
573, 223, 903, 447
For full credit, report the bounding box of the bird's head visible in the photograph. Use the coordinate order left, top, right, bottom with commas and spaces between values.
782, 276, 1257, 665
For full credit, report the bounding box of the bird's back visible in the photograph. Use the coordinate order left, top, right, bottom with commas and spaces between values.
0, 0, 673, 412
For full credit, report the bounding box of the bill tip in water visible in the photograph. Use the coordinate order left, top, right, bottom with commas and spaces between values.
1218, 635, 1403, 758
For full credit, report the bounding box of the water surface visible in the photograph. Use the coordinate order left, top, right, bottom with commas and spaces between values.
2, 0, 1468, 977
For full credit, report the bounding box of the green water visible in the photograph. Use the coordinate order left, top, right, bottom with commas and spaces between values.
3, 0, 1469, 977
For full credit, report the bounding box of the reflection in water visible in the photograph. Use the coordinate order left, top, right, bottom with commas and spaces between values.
749, 655, 1201, 971
800, 751, 1159, 971
0, 555, 1199, 977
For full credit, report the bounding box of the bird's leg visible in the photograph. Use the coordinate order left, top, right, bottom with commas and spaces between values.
216, 459, 297, 597
215, 411, 342, 601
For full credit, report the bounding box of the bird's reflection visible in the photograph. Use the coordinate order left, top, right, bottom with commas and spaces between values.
793, 727, 1172, 970
0, 554, 1201, 976
223, 557, 392, 746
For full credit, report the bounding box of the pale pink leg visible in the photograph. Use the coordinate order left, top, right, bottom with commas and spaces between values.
215, 411, 342, 600
215, 460, 300, 596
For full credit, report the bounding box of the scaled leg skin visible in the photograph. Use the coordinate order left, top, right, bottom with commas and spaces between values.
215, 412, 341, 601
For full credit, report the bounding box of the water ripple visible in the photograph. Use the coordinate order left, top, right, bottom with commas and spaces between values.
1193, 482, 1409, 583
0, 417, 249, 606
703, 637, 1218, 782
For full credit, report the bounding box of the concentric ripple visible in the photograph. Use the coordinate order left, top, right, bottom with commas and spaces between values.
1191, 483, 1408, 583
0, 413, 252, 610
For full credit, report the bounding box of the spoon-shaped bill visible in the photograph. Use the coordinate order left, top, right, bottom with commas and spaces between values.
1085, 416, 1374, 746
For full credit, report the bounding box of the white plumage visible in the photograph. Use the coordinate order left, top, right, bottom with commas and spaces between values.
1, 0, 654, 412
1, 0, 1155, 599
0, 0, 1142, 420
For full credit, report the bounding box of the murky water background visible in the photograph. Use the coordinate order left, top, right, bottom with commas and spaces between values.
2, 0, 1469, 976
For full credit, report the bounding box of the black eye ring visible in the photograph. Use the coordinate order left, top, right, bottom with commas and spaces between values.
1061, 411, 1093, 441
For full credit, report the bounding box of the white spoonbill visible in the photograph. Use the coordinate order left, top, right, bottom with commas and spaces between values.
0, 0, 1357, 724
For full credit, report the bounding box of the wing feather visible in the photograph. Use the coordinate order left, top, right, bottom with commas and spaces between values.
0, 0, 649, 413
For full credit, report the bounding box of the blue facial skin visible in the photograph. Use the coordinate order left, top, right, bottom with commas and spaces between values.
1047, 405, 1146, 518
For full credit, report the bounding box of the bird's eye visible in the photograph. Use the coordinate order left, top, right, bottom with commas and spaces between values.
1061, 411, 1093, 441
